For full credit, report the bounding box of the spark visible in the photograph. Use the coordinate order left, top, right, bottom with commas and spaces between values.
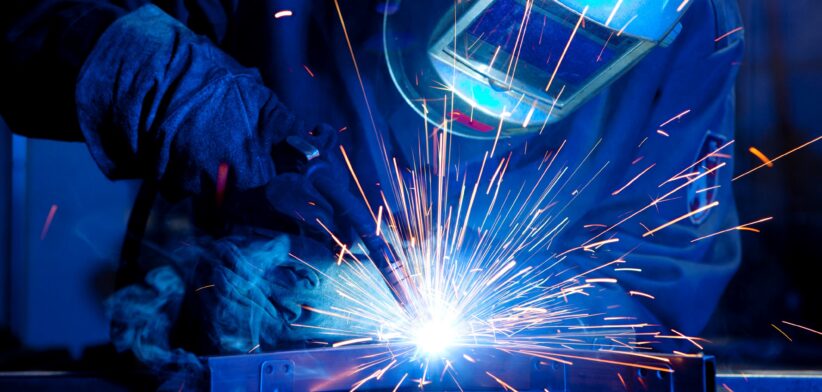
606, 351, 671, 363
588, 162, 727, 244
303, 64, 315, 78
273, 10, 293, 19
522, 100, 538, 128
216, 162, 228, 207
748, 147, 773, 167
782, 320, 822, 336
670, 329, 704, 350
612, 164, 656, 195
642, 201, 719, 237
545, 6, 588, 93
503, 0, 534, 86
605, 0, 624, 27
487, 46, 502, 71
376, 359, 397, 379
525, 351, 673, 373
695, 185, 721, 194
376, 206, 384, 236
690, 216, 773, 243
676, 0, 690, 12
485, 260, 516, 287
392, 374, 408, 392
734, 135, 822, 181
715, 26, 744, 42
672, 351, 703, 358
332, 0, 379, 140
333, 337, 374, 348
656, 130, 669, 137
659, 109, 691, 128
486, 372, 518, 392
628, 291, 656, 300
247, 344, 260, 353
490, 110, 506, 158
194, 284, 215, 292
585, 278, 617, 284
337, 244, 347, 265
771, 323, 793, 342
40, 204, 58, 240
662, 139, 735, 187
340, 146, 376, 219
582, 238, 619, 251
351, 369, 382, 391
616, 15, 637, 36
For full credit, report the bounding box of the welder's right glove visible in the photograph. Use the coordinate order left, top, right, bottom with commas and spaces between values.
265, 123, 354, 241
75, 4, 301, 200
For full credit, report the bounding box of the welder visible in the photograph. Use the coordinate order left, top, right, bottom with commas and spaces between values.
0, 0, 744, 387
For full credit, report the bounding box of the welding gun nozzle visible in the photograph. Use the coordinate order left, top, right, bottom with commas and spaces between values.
379, 260, 413, 310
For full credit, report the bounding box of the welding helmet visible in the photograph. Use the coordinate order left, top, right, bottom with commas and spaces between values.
383, 0, 692, 139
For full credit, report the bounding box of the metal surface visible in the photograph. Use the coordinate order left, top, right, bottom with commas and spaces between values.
0, 117, 10, 327
209, 344, 716, 391
717, 371, 822, 392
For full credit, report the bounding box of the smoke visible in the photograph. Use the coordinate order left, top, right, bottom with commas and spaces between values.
105, 230, 367, 387
106, 265, 204, 387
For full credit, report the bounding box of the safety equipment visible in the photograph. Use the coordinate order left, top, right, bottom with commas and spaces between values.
384, 0, 691, 139
266, 124, 350, 239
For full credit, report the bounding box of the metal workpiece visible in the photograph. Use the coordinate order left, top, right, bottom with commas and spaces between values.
208, 344, 715, 391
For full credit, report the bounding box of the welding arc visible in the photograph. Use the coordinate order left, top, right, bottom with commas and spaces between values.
308, 166, 412, 309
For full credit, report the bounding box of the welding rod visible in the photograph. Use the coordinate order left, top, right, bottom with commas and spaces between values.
310, 171, 414, 311
282, 136, 413, 311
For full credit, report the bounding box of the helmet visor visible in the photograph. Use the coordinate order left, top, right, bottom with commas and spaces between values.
385, 0, 657, 138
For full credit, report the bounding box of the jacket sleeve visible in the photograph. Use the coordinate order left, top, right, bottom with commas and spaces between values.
565, 0, 745, 337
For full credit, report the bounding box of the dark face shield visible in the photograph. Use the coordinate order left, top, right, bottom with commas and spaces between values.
385, 0, 680, 139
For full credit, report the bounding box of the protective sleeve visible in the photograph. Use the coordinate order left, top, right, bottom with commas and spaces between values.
565, 0, 745, 337
75, 4, 301, 198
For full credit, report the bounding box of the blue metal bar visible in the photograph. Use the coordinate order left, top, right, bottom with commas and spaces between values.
0, 118, 10, 327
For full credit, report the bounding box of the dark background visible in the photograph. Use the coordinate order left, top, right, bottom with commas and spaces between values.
1, 0, 820, 371
701, 0, 822, 369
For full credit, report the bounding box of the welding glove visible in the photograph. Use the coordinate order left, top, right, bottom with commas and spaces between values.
182, 232, 392, 354
266, 123, 355, 242
75, 4, 302, 200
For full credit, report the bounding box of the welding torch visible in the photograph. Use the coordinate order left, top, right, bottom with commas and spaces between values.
276, 135, 414, 312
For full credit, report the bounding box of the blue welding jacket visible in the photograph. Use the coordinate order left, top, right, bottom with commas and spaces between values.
0, 0, 744, 341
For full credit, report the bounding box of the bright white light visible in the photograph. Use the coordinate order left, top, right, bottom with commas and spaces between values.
413, 314, 459, 356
